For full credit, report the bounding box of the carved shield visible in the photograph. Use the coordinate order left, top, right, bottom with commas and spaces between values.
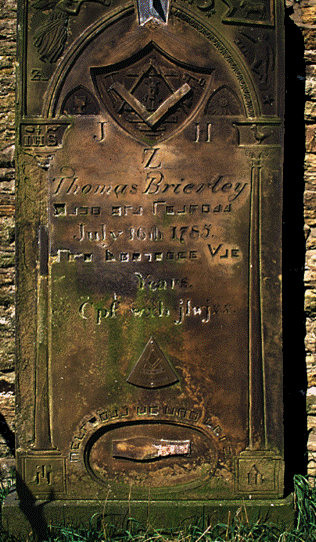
91, 42, 214, 143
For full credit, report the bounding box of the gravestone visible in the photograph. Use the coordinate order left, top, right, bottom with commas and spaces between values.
4, 0, 291, 535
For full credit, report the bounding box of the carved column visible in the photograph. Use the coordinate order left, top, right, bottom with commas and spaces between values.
246, 148, 268, 451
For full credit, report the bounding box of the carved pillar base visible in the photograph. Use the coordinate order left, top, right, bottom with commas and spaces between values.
234, 450, 285, 498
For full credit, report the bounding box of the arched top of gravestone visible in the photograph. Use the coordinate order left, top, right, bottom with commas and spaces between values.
41, 4, 261, 121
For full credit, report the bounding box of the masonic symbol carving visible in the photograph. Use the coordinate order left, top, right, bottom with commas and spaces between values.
127, 337, 178, 389
91, 43, 214, 143
109, 81, 191, 129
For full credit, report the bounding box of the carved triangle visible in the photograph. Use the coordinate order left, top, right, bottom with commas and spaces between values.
127, 337, 178, 389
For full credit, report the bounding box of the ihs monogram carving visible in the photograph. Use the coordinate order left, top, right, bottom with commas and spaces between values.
91, 43, 214, 143
31, 0, 110, 64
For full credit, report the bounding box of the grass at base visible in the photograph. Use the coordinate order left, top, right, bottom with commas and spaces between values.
1, 475, 316, 542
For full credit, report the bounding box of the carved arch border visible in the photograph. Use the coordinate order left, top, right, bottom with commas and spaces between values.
42, 4, 260, 119
42, 4, 134, 118
171, 7, 260, 118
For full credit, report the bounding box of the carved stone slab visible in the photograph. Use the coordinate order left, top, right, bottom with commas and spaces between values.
15, 0, 284, 506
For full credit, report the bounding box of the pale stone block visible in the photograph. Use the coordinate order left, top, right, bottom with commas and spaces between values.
305, 101, 316, 121
304, 191, 316, 225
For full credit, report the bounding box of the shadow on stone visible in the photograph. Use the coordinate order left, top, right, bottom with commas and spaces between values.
283, 9, 307, 490
16, 471, 52, 542
0, 414, 52, 540
0, 413, 15, 456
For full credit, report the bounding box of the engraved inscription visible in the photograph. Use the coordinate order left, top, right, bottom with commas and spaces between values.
143, 148, 162, 169
234, 452, 284, 496
247, 464, 263, 485
34, 464, 52, 485
21, 123, 69, 148
50, 160, 248, 268
69, 404, 232, 462
51, 166, 248, 201
134, 273, 190, 290
30, 68, 49, 81
23, 457, 66, 494
18, 0, 284, 503
194, 122, 212, 142
93, 122, 107, 141
78, 295, 237, 325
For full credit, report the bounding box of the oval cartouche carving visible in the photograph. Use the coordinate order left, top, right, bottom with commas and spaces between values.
84, 421, 218, 488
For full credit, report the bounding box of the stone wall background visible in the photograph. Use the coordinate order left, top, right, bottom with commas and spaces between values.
0, 0, 313, 484
297, 0, 316, 478
0, 0, 16, 482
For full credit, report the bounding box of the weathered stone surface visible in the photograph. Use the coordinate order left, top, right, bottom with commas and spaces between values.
306, 357, 316, 383
305, 191, 316, 225
306, 64, 316, 78
0, 0, 16, 463
305, 50, 316, 64
305, 100, 316, 121
302, 7, 316, 25
3, 0, 316, 516
306, 227, 316, 251
305, 288, 316, 315
0, 145, 14, 167
302, 28, 316, 50
0, 217, 15, 376
305, 153, 316, 174
307, 400, 316, 460
0, 457, 15, 486
306, 125, 316, 153
306, 317, 316, 349
305, 172, 316, 191
11, 0, 285, 525
0, 393, 14, 457
306, 77, 316, 99
0, 76, 15, 95
0, 20, 16, 40
308, 373, 316, 388
305, 250, 316, 286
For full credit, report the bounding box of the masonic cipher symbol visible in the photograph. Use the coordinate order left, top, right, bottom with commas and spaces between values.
91, 43, 214, 143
